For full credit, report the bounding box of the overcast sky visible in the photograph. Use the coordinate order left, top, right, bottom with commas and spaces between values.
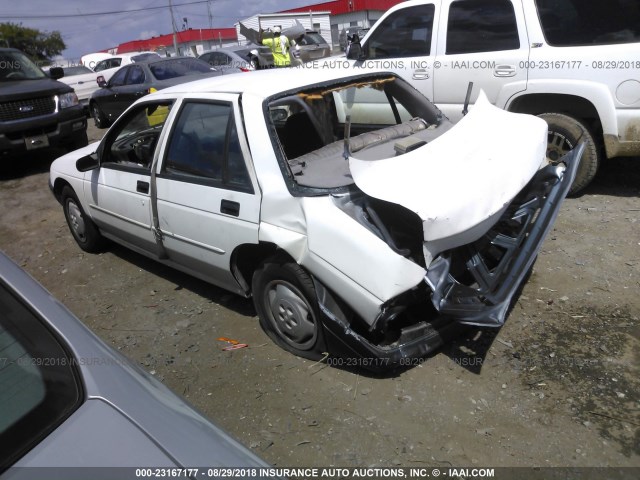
1, 0, 314, 60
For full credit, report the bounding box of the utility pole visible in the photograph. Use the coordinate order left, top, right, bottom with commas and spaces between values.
169, 0, 179, 56
207, 0, 213, 30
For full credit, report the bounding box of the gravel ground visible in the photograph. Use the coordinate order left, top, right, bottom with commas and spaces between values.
0, 122, 638, 470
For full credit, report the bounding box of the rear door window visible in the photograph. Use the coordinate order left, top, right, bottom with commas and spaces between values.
164, 101, 252, 193
446, 0, 520, 54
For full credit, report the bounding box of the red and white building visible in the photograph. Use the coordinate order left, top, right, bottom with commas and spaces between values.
237, 0, 404, 50
109, 28, 238, 57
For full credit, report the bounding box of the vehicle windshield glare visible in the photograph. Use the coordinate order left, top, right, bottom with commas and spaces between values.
150, 59, 213, 80
0, 51, 47, 81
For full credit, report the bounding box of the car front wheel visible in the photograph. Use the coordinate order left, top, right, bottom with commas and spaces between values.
62, 186, 106, 253
90, 102, 109, 129
252, 254, 327, 360
538, 113, 599, 196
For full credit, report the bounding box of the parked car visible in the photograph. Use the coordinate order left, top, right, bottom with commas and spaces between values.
80, 52, 114, 71
199, 45, 274, 71
93, 51, 161, 81
339, 26, 369, 51
347, 0, 640, 195
0, 251, 270, 473
291, 31, 331, 65
49, 67, 583, 371
90, 57, 237, 128
0, 48, 87, 157
46, 65, 101, 110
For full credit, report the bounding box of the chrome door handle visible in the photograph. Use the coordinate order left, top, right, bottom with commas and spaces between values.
494, 65, 516, 77
412, 69, 430, 80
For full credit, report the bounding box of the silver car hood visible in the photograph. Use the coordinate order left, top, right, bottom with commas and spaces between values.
349, 92, 548, 244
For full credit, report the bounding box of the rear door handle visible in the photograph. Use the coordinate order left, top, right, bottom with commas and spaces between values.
220, 199, 240, 217
136, 180, 149, 194
494, 65, 516, 77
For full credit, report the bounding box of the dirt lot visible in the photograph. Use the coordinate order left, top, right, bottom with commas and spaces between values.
1, 123, 638, 470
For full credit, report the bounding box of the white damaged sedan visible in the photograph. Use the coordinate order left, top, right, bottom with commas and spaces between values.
49, 68, 583, 370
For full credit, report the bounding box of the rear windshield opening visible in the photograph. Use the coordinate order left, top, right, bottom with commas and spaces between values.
268, 76, 447, 190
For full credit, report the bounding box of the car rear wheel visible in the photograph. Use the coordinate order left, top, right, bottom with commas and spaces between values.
90, 102, 109, 129
538, 113, 599, 196
252, 254, 327, 360
62, 186, 106, 253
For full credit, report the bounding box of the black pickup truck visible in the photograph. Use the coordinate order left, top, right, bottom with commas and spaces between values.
1, 48, 87, 158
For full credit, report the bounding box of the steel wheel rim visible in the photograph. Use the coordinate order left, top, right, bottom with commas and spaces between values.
263, 280, 317, 350
66, 200, 87, 242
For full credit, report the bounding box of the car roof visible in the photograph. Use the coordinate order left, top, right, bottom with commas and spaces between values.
134, 56, 201, 65
116, 51, 158, 59
157, 65, 388, 99
202, 45, 264, 54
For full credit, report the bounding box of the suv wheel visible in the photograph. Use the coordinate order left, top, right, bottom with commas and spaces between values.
252, 254, 327, 360
538, 113, 599, 196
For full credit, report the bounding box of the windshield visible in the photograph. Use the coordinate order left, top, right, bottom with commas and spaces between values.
298, 33, 327, 46
0, 50, 47, 81
150, 58, 213, 80
234, 49, 253, 62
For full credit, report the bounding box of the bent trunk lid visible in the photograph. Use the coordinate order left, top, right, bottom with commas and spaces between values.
349, 92, 548, 247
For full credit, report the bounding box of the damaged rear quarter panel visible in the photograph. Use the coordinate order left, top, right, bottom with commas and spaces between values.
259, 196, 427, 326
302, 196, 426, 300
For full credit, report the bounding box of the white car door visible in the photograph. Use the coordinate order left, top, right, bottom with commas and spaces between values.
87, 101, 174, 255
361, 2, 438, 103
154, 95, 260, 293
432, 0, 529, 122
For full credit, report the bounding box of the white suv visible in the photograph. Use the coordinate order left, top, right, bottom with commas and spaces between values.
348, 0, 640, 194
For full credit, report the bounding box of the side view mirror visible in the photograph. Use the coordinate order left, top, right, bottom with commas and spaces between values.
49, 67, 64, 80
97, 76, 107, 88
270, 107, 288, 122
76, 152, 100, 172
346, 40, 364, 61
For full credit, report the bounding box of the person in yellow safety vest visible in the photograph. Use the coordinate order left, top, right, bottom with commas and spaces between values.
261, 26, 291, 67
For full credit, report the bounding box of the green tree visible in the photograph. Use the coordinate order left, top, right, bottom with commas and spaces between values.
0, 22, 65, 64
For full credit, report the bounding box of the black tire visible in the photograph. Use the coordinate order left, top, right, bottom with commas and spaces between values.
66, 131, 88, 152
538, 113, 599, 196
90, 102, 109, 129
252, 253, 327, 360
61, 186, 106, 253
